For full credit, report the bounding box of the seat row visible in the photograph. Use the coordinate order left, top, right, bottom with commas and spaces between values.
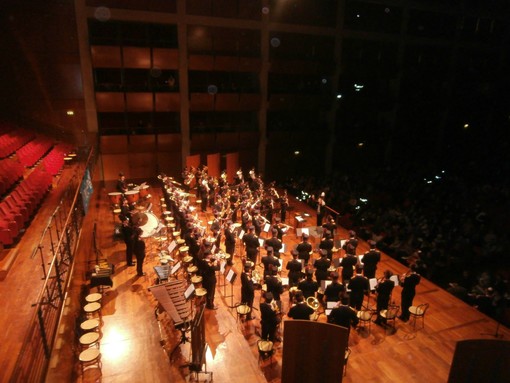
16, 136, 54, 168
42, 143, 73, 176
0, 128, 35, 158
0, 158, 24, 196
0, 167, 53, 246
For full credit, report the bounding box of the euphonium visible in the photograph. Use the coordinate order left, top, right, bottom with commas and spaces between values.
306, 296, 320, 311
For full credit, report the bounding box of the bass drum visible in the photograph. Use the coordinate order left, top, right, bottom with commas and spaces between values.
136, 212, 160, 238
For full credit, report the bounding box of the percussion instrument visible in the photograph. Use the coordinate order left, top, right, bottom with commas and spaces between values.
176, 239, 186, 245
231, 223, 242, 229
195, 287, 207, 297
183, 256, 193, 264
191, 275, 203, 285
108, 192, 122, 205
139, 184, 150, 198
163, 211, 172, 216
138, 212, 159, 238
165, 216, 174, 222
187, 265, 198, 274
125, 190, 139, 204
179, 246, 189, 254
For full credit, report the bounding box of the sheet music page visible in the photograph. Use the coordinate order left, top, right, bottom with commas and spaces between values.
369, 278, 377, 290
168, 241, 177, 253
238, 230, 244, 239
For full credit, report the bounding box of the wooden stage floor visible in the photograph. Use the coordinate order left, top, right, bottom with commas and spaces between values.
1, 165, 508, 383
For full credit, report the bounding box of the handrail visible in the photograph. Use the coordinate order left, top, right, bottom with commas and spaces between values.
9, 146, 95, 383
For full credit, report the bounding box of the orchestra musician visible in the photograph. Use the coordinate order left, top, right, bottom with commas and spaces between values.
362, 240, 381, 279
342, 230, 359, 253
297, 233, 313, 266
286, 250, 303, 287
116, 172, 128, 194
298, 269, 319, 299
348, 266, 370, 310
324, 272, 346, 304
280, 190, 289, 223
265, 267, 284, 304
198, 250, 220, 310
341, 244, 359, 284
314, 249, 331, 286
241, 264, 255, 320
398, 264, 421, 322
272, 218, 285, 241
327, 298, 359, 337
120, 214, 135, 266
224, 220, 236, 265
260, 292, 281, 342
261, 247, 280, 278
252, 210, 264, 237
242, 225, 259, 264
322, 215, 337, 237
287, 291, 314, 320
374, 270, 395, 325
199, 178, 209, 212
319, 230, 334, 260
133, 227, 146, 276
265, 229, 283, 258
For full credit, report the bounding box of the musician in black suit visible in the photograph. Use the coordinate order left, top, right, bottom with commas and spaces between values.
261, 247, 280, 278
116, 172, 128, 193
273, 218, 285, 241
341, 247, 359, 284
241, 265, 255, 320
280, 190, 289, 223
328, 302, 359, 336
324, 272, 345, 303
374, 270, 395, 325
265, 268, 284, 303
298, 269, 319, 299
296, 233, 312, 266
265, 229, 283, 258
314, 249, 331, 286
362, 240, 381, 279
242, 226, 259, 264
286, 250, 303, 287
322, 216, 337, 237
319, 231, 334, 260
133, 228, 146, 276
287, 291, 314, 320
348, 267, 369, 310
260, 292, 280, 342
342, 230, 359, 253
198, 250, 220, 310
224, 221, 236, 265
252, 210, 264, 237
120, 215, 135, 266
198, 179, 209, 212
398, 265, 421, 322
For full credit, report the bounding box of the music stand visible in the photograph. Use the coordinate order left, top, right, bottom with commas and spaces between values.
224, 269, 237, 309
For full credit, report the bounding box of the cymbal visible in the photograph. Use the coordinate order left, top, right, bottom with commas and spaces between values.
131, 212, 148, 226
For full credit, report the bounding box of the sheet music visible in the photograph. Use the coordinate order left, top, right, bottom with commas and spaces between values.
238, 230, 244, 239
170, 261, 181, 275
326, 309, 332, 316
278, 258, 283, 271
184, 283, 195, 300
321, 280, 332, 291
369, 278, 377, 290
281, 277, 289, 286
327, 301, 337, 309
279, 243, 286, 253
263, 223, 270, 232
168, 241, 177, 253
258, 238, 264, 247
358, 254, 364, 263
226, 269, 235, 283
340, 239, 347, 248
296, 216, 304, 222
390, 275, 399, 286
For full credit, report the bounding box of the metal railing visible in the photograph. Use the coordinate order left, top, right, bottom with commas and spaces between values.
9, 146, 95, 383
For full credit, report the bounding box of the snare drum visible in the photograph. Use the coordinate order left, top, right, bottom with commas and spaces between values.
108, 192, 122, 205
125, 190, 139, 204
139, 184, 150, 198
139, 212, 159, 238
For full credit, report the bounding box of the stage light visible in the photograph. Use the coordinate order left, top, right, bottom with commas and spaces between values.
66, 110, 74, 116
463, 123, 469, 129
336, 94, 342, 99
294, 151, 300, 155
357, 142, 364, 147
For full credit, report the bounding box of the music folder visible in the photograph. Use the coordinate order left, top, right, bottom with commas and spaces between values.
321, 280, 332, 291
184, 283, 195, 301
226, 269, 237, 284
